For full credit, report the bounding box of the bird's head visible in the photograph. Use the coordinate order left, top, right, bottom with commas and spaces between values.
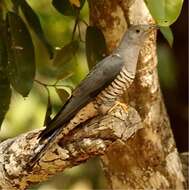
115, 24, 158, 74
125, 24, 158, 45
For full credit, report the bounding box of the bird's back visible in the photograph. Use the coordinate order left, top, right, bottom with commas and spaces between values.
40, 54, 124, 138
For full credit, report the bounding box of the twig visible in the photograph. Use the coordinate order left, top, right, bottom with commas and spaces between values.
71, 12, 80, 41
34, 79, 72, 89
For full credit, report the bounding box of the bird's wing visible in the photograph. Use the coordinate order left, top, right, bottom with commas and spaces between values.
40, 54, 124, 138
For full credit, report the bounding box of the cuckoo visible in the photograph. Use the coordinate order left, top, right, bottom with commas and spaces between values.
30, 25, 156, 166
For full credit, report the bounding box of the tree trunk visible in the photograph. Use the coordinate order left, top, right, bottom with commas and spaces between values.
89, 0, 185, 189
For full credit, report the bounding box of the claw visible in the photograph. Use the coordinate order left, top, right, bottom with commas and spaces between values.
108, 101, 128, 113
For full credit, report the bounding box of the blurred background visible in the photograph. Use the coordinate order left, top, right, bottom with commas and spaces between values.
0, 0, 188, 189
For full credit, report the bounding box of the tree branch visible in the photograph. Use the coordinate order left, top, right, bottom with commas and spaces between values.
0, 106, 142, 189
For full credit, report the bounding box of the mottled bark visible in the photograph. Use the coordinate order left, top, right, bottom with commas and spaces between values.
180, 152, 189, 189
89, 0, 185, 189
0, 106, 141, 189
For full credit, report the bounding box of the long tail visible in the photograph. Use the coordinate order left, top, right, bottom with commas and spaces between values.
27, 126, 63, 169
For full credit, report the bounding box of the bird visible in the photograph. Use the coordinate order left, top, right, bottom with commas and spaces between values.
29, 25, 156, 166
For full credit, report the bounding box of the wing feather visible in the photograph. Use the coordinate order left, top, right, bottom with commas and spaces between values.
40, 55, 124, 138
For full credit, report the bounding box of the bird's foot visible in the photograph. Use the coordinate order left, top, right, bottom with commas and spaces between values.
108, 101, 128, 113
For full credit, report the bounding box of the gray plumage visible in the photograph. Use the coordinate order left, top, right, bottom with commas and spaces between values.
39, 25, 155, 139
40, 55, 124, 138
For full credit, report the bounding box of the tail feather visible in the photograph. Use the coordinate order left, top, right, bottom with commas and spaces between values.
28, 126, 63, 168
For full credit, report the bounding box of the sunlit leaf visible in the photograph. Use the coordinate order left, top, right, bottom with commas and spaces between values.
52, 41, 78, 78
160, 26, 174, 46
144, 0, 183, 26
53, 41, 78, 67
56, 88, 71, 104
86, 26, 107, 69
20, 0, 53, 58
44, 93, 52, 126
6, 12, 35, 97
52, 0, 85, 16
53, 58, 82, 85
0, 33, 11, 128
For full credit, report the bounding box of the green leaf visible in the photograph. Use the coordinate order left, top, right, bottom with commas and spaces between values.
157, 44, 177, 89
52, 0, 85, 16
0, 33, 11, 128
6, 12, 35, 97
0, 79, 11, 128
53, 41, 78, 78
160, 26, 174, 46
20, 0, 53, 58
144, 0, 183, 26
86, 26, 107, 70
56, 88, 70, 104
53, 41, 78, 67
44, 93, 52, 126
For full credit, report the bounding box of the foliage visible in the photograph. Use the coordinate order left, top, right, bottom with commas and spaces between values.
144, 0, 183, 26
6, 11, 35, 96
52, 0, 85, 16
20, 0, 53, 58
144, 0, 183, 46
86, 26, 107, 69
159, 27, 174, 46
0, 32, 11, 127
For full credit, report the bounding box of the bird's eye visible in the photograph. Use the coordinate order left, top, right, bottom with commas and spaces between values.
136, 29, 140, 33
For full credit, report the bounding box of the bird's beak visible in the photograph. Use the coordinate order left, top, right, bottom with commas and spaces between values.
144, 25, 159, 35
149, 24, 159, 31
143, 25, 158, 39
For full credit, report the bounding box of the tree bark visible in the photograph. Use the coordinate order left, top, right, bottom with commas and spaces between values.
89, 0, 185, 189
0, 106, 142, 189
0, 0, 186, 189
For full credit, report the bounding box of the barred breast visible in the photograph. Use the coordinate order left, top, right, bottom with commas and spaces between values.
96, 66, 135, 103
